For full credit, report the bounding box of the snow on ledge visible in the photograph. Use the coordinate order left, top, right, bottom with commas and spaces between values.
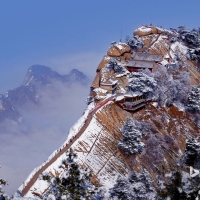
63, 102, 95, 145
18, 102, 95, 194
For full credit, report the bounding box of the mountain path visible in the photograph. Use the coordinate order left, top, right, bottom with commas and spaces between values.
21, 98, 111, 197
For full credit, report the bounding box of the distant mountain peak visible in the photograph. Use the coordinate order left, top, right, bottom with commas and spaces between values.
67, 69, 90, 85
29, 64, 50, 71
23, 65, 62, 86
27, 65, 54, 78
0, 65, 89, 123
69, 68, 87, 78
23, 65, 90, 86
69, 68, 81, 74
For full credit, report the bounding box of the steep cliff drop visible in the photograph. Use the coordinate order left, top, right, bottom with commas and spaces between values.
19, 25, 200, 199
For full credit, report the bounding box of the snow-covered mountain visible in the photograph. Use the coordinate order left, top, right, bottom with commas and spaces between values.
18, 26, 200, 199
0, 65, 90, 123
23, 65, 89, 86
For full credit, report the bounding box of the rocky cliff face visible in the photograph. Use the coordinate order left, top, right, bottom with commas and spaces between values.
20, 26, 200, 199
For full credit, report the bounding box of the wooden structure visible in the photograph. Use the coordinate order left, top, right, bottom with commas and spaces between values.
100, 80, 118, 91
115, 94, 146, 111
133, 52, 163, 62
124, 52, 163, 72
125, 60, 155, 72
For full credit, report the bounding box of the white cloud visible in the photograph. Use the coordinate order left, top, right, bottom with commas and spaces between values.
0, 81, 90, 195
0, 51, 104, 94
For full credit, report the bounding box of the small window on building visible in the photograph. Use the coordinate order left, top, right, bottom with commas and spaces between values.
125, 98, 132, 102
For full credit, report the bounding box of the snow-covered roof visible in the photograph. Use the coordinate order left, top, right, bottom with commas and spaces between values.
115, 91, 142, 101
160, 59, 169, 66
164, 54, 170, 59
124, 91, 141, 97
125, 60, 155, 69
133, 52, 163, 62
101, 79, 118, 86
115, 95, 124, 101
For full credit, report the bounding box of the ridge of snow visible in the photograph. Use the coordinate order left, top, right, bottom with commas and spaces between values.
63, 102, 95, 145
25, 76, 34, 86
19, 102, 95, 196
0, 102, 4, 110
21, 101, 117, 198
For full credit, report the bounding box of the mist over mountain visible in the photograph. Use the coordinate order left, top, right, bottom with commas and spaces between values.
0, 65, 90, 195
0, 65, 90, 123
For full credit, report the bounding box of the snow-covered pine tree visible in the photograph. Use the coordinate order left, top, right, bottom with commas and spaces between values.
126, 35, 143, 51
109, 176, 130, 200
178, 26, 200, 65
157, 170, 200, 200
178, 26, 200, 48
128, 72, 157, 98
108, 59, 126, 73
109, 170, 156, 200
184, 137, 200, 167
42, 148, 99, 200
0, 166, 9, 200
147, 65, 190, 107
118, 117, 144, 155
142, 135, 164, 168
157, 171, 188, 200
186, 86, 200, 113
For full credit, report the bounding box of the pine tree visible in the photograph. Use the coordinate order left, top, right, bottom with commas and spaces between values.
184, 137, 200, 167
109, 170, 156, 200
43, 148, 99, 200
108, 59, 126, 73
128, 72, 157, 97
0, 166, 9, 200
157, 170, 200, 200
157, 171, 187, 200
126, 35, 143, 50
186, 86, 200, 113
109, 177, 131, 200
118, 117, 144, 155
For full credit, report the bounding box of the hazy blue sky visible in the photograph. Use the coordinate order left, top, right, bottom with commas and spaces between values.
0, 0, 200, 93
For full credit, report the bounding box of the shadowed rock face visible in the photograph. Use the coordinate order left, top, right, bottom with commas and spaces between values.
0, 65, 90, 123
